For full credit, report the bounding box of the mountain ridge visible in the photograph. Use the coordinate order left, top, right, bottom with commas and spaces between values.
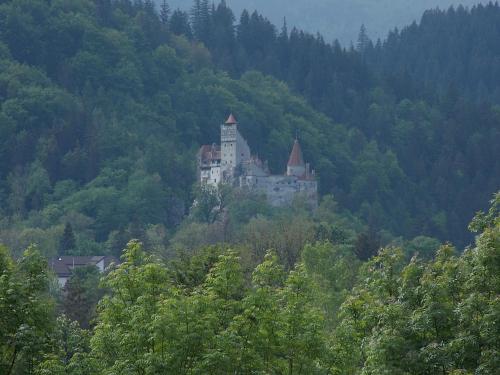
164, 0, 490, 44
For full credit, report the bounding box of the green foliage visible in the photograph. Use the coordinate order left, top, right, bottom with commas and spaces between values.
35, 315, 93, 375
469, 192, 499, 233
332, 195, 500, 374
59, 223, 76, 255
62, 265, 102, 329
0, 245, 55, 375
302, 242, 360, 326
83, 241, 331, 374
0, 193, 498, 374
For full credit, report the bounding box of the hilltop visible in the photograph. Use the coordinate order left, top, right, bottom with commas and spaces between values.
165, 0, 489, 44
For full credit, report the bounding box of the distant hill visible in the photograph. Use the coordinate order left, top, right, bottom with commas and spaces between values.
0, 0, 498, 256
165, 0, 488, 44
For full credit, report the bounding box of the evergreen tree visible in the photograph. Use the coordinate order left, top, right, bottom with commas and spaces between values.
277, 17, 290, 72
62, 265, 102, 329
356, 24, 372, 54
170, 9, 192, 37
210, 0, 236, 71
143, 0, 155, 14
60, 223, 76, 255
95, 0, 112, 26
354, 227, 381, 261
191, 0, 212, 46
160, 0, 170, 25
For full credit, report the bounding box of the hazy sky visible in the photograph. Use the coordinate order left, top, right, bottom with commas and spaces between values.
165, 0, 489, 45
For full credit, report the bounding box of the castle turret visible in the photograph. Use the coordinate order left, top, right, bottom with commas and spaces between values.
220, 113, 251, 183
286, 139, 306, 177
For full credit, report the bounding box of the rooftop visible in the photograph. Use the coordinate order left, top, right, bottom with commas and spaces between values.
225, 113, 237, 125
48, 256, 117, 277
287, 139, 305, 167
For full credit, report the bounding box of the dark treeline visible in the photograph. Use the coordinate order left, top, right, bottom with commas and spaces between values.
369, 2, 500, 103
0, 0, 498, 259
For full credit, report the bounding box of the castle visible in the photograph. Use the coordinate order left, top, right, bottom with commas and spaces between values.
198, 114, 318, 207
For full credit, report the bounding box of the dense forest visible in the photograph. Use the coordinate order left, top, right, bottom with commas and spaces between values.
1, 189, 498, 374
166, 0, 490, 44
0, 0, 499, 373
0, 0, 498, 258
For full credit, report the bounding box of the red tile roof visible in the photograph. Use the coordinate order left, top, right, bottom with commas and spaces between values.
199, 144, 221, 164
287, 139, 305, 166
225, 113, 237, 124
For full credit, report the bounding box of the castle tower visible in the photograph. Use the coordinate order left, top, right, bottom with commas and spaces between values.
220, 114, 238, 182
286, 139, 306, 177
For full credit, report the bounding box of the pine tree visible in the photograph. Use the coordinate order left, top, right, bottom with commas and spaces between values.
190, 0, 201, 37
211, 0, 235, 69
60, 222, 76, 255
356, 24, 372, 54
95, 0, 112, 26
191, 0, 211, 45
63, 265, 101, 328
277, 17, 290, 74
143, 0, 156, 16
354, 227, 381, 261
160, 0, 170, 25
170, 9, 192, 37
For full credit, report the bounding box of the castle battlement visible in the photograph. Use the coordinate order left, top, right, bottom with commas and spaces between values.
198, 114, 317, 207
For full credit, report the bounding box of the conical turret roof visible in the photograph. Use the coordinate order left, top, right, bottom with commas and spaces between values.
287, 139, 305, 166
225, 113, 237, 124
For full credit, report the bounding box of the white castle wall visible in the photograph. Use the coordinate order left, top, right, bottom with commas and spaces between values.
241, 174, 318, 207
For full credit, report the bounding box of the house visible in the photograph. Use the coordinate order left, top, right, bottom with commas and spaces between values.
48, 256, 117, 287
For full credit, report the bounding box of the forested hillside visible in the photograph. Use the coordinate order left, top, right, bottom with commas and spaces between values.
368, 2, 500, 102
0, 1, 499, 374
2, 0, 496, 258
166, 0, 489, 44
166, 0, 500, 246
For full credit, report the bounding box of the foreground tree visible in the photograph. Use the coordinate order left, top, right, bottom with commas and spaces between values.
333, 193, 500, 374
0, 245, 55, 375
62, 265, 102, 329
